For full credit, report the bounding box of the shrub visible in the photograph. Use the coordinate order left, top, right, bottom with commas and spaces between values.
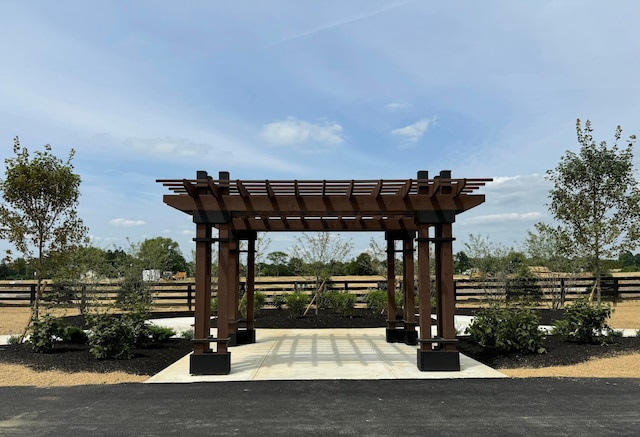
465, 305, 546, 354
7, 335, 20, 345
63, 325, 88, 344
28, 314, 65, 353
211, 297, 218, 315
145, 324, 176, 342
285, 292, 310, 318
327, 291, 356, 316
552, 297, 612, 344
272, 294, 286, 310
366, 289, 387, 314
181, 328, 194, 340
86, 313, 137, 359
238, 291, 267, 318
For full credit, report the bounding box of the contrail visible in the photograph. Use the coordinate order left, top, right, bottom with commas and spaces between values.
267, 0, 415, 47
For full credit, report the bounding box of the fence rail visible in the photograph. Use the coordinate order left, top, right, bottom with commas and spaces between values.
1, 275, 639, 309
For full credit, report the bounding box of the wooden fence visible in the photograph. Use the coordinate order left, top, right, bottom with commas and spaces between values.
1, 275, 639, 310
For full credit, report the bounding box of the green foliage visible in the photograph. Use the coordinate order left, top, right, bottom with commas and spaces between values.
181, 328, 194, 340
7, 335, 20, 345
325, 290, 356, 316
85, 310, 154, 359
145, 324, 176, 342
210, 297, 218, 315
135, 237, 187, 273
239, 291, 267, 318
544, 119, 640, 302
63, 325, 88, 344
0, 138, 88, 283
27, 314, 65, 353
552, 297, 612, 344
272, 294, 287, 310
366, 289, 387, 314
117, 270, 153, 313
465, 305, 546, 354
285, 291, 310, 318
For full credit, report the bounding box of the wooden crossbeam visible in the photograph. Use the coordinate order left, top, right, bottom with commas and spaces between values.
236, 180, 250, 198
346, 180, 354, 198
265, 180, 275, 198
207, 178, 219, 197
372, 180, 383, 197
182, 180, 198, 198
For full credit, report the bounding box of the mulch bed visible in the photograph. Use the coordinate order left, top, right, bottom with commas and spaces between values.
1, 308, 638, 376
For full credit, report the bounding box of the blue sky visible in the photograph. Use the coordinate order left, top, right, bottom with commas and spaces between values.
1, 1, 640, 262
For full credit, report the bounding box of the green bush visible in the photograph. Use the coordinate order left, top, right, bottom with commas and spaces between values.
239, 291, 267, 318
211, 297, 218, 315
63, 325, 88, 344
272, 294, 286, 310
145, 324, 176, 342
7, 335, 20, 345
27, 314, 65, 353
180, 328, 194, 340
86, 313, 137, 359
552, 297, 612, 344
366, 289, 387, 314
285, 292, 310, 318
465, 305, 546, 354
327, 291, 356, 316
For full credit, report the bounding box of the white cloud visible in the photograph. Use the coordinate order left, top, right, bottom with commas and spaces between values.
126, 137, 210, 157
260, 117, 344, 149
463, 212, 543, 225
391, 118, 432, 142
110, 218, 146, 227
385, 102, 409, 111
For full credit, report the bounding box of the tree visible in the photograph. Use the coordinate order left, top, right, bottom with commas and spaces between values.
454, 251, 472, 275
266, 251, 289, 276
291, 233, 353, 312
135, 237, 187, 274
542, 119, 640, 302
0, 137, 88, 324
345, 252, 377, 276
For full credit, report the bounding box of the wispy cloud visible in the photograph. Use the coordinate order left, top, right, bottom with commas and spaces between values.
260, 117, 344, 150
464, 212, 543, 225
385, 102, 410, 111
391, 118, 433, 142
126, 137, 211, 157
110, 218, 146, 227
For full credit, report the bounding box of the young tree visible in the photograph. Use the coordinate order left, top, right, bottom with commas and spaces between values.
542, 119, 640, 302
0, 137, 88, 324
291, 233, 353, 313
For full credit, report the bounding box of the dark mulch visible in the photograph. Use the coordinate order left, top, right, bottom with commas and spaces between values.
1, 308, 638, 376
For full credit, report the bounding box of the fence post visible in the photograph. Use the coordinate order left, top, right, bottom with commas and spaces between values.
30, 284, 36, 304
613, 278, 619, 303
187, 284, 193, 311
344, 281, 348, 293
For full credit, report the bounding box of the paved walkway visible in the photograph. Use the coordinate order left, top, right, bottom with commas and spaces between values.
147, 327, 506, 383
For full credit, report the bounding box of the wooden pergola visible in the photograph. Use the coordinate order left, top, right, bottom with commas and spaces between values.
158, 170, 491, 374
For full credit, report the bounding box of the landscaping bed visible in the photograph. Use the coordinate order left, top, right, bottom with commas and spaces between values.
1, 307, 639, 378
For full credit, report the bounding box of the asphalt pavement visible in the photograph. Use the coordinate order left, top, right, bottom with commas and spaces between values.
2, 378, 640, 436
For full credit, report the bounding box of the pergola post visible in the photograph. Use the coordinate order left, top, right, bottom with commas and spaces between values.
402, 235, 417, 345
417, 225, 432, 353
385, 234, 402, 342
226, 231, 240, 346
237, 232, 257, 344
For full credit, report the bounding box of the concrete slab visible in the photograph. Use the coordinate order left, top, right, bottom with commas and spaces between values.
146, 327, 507, 383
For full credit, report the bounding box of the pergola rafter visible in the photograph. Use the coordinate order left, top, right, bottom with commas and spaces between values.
158, 169, 491, 375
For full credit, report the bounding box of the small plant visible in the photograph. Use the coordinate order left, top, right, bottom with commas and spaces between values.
211, 297, 218, 315
285, 291, 310, 318
366, 289, 387, 314
86, 313, 137, 359
465, 305, 546, 354
145, 325, 176, 342
239, 291, 267, 318
328, 291, 356, 316
63, 325, 89, 344
27, 314, 65, 353
181, 328, 194, 340
552, 297, 612, 344
272, 294, 286, 310
7, 335, 21, 345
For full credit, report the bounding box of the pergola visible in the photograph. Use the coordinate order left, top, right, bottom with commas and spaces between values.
158, 170, 490, 374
